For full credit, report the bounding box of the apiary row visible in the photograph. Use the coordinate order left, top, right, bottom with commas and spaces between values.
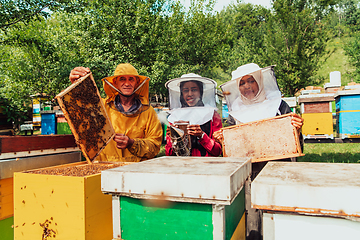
9, 145, 360, 240
286, 89, 360, 140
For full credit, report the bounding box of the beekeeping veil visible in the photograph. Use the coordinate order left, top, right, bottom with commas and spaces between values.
165, 73, 217, 125
220, 63, 282, 124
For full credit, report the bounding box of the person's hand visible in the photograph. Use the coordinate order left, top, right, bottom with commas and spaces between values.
291, 113, 304, 130
69, 67, 91, 83
113, 133, 134, 149
187, 124, 204, 138
213, 129, 223, 145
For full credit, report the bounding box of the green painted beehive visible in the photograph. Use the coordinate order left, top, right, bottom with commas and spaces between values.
101, 156, 251, 240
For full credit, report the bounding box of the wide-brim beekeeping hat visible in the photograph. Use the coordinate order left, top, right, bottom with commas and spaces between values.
102, 63, 149, 105
165, 73, 218, 125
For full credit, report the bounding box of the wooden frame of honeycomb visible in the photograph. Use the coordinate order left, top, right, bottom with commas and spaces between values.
55, 73, 115, 164
222, 113, 303, 162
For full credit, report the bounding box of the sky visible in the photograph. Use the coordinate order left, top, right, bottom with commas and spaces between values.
181, 0, 272, 12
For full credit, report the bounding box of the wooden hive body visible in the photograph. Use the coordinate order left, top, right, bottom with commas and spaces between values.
55, 74, 115, 163
222, 113, 303, 162
14, 161, 130, 240
0, 136, 81, 240
101, 156, 251, 240
335, 90, 360, 139
252, 162, 360, 240
298, 94, 334, 139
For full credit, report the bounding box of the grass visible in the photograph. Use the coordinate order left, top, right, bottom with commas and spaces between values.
157, 142, 360, 164
298, 143, 360, 163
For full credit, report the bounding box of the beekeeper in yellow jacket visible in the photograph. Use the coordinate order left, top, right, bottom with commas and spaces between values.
69, 63, 163, 162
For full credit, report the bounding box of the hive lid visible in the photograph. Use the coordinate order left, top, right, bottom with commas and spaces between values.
334, 89, 360, 98
251, 162, 360, 218
281, 97, 297, 108
101, 156, 251, 205
298, 93, 334, 103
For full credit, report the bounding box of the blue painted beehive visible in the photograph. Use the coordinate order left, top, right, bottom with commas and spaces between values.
40, 111, 56, 135
335, 89, 360, 139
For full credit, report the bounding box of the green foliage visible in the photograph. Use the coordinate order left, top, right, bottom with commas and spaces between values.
218, 3, 270, 75
316, 37, 355, 85
344, 33, 360, 82
263, 0, 334, 96
342, 0, 360, 32
1, 0, 360, 117
0, 12, 87, 115
0, 0, 85, 30
59, 0, 228, 96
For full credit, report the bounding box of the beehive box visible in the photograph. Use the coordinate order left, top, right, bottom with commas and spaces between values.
101, 156, 251, 240
335, 89, 360, 139
14, 161, 131, 240
222, 113, 303, 162
0, 177, 14, 239
55, 73, 115, 163
252, 162, 360, 240
298, 93, 334, 139
0, 135, 81, 240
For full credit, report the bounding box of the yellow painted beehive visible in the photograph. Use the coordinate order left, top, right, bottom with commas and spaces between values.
14, 161, 131, 240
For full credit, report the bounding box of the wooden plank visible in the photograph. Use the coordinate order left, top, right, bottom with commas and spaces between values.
119, 196, 213, 240
0, 178, 13, 220
303, 102, 331, 113
298, 96, 334, 103
85, 174, 113, 240
222, 113, 303, 162
55, 73, 115, 163
251, 162, 360, 218
14, 172, 86, 239
302, 112, 333, 136
225, 187, 246, 240
0, 135, 77, 154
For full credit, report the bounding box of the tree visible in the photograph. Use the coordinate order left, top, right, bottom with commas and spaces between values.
0, 12, 87, 121
67, 0, 228, 96
263, 0, 334, 96
217, 3, 270, 79
345, 33, 360, 82
0, 0, 84, 30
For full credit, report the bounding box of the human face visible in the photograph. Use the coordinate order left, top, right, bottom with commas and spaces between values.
181, 81, 201, 107
114, 75, 138, 95
238, 75, 259, 100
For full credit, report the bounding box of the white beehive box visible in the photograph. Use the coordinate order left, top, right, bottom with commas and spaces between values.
252, 162, 360, 240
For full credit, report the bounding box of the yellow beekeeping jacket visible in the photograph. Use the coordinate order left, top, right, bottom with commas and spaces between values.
97, 101, 163, 162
